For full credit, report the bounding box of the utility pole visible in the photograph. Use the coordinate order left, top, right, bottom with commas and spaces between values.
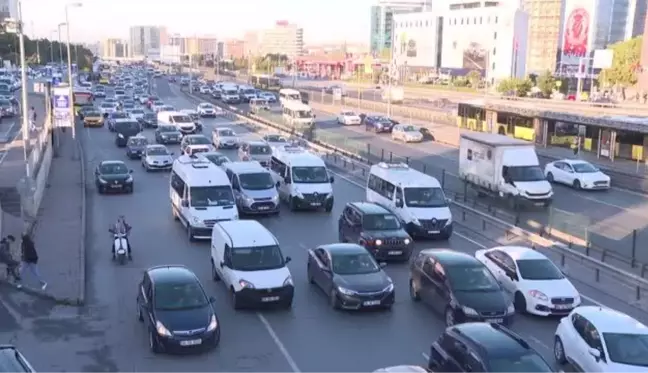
188, 53, 193, 93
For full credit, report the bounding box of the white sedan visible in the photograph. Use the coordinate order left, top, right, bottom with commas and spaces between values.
544, 159, 611, 190
475, 246, 580, 316
199, 85, 211, 94
197, 102, 222, 117
391, 124, 423, 143
337, 110, 361, 125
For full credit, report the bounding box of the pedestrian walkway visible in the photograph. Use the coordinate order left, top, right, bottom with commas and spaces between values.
28, 130, 84, 303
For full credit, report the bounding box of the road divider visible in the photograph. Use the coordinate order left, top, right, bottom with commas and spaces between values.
179, 86, 648, 310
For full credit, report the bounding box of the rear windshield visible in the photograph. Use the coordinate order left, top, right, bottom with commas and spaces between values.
171, 115, 192, 123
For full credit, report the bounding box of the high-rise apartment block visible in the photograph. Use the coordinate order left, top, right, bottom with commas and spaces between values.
258, 21, 304, 58
370, 0, 433, 55
101, 39, 129, 58
129, 26, 165, 58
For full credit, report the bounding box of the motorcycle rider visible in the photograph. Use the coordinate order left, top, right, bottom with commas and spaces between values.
109, 216, 132, 260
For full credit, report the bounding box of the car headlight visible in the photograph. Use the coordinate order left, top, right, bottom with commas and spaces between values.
98, 178, 107, 184
294, 190, 304, 199
155, 320, 172, 337
383, 283, 394, 292
125, 176, 133, 183
271, 194, 279, 202
462, 306, 479, 316
404, 238, 411, 245
528, 290, 548, 302
573, 294, 581, 305
375, 239, 383, 246
238, 279, 254, 289
283, 276, 293, 286
117, 133, 124, 138
206, 315, 218, 332
244, 195, 254, 205
507, 303, 515, 314
191, 216, 201, 224
337, 286, 355, 296
445, 217, 453, 226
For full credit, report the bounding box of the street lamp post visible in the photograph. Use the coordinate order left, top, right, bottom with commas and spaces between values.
57, 22, 66, 64
65, 2, 82, 147
16, 0, 30, 181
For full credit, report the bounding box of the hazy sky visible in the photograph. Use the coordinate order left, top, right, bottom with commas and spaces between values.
23, 0, 374, 44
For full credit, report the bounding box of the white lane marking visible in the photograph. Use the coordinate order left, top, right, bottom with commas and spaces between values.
0, 120, 17, 137
328, 168, 607, 308
422, 352, 429, 361
0, 150, 7, 165
0, 293, 24, 323
257, 313, 301, 373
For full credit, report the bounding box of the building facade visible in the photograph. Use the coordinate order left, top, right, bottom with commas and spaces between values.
258, 21, 304, 58
129, 26, 163, 57
224, 39, 245, 59
0, 0, 16, 22
160, 45, 181, 64
370, 0, 433, 55
522, 0, 562, 74
101, 39, 129, 58
243, 31, 259, 56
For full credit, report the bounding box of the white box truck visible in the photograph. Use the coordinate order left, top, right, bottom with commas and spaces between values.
458, 132, 553, 208
381, 86, 404, 104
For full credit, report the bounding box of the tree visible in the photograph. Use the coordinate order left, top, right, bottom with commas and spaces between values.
466, 70, 481, 88
535, 70, 556, 97
599, 36, 641, 87
0, 33, 94, 70
497, 77, 533, 97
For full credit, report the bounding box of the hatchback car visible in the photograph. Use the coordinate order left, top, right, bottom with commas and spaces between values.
126, 135, 149, 159
137, 265, 220, 353
155, 125, 182, 144
391, 124, 423, 143
94, 160, 134, 194
238, 141, 272, 167
212, 127, 240, 149
142, 145, 174, 171
409, 249, 515, 326
307, 243, 394, 310
338, 202, 413, 261
180, 134, 212, 155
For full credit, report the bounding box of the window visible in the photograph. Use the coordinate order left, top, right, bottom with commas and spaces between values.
467, 149, 473, 160
170, 171, 186, 197
493, 47, 496, 55
231, 175, 240, 189
495, 16, 498, 23
395, 187, 403, 203
422, 257, 436, 277
493, 31, 497, 40
367, 174, 395, 200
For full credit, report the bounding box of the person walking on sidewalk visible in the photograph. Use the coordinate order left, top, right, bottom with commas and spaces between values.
20, 232, 47, 290
29, 106, 37, 132
0, 235, 22, 288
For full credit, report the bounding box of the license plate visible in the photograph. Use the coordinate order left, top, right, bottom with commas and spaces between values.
311, 202, 321, 206
180, 339, 202, 346
488, 318, 504, 323
428, 230, 440, 234
363, 300, 381, 306
388, 251, 402, 255
110, 184, 121, 188
261, 296, 279, 302
258, 206, 269, 210
555, 304, 571, 310
534, 202, 545, 206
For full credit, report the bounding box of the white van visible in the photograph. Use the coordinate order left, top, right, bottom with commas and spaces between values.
278, 88, 301, 107
366, 162, 453, 239
157, 110, 196, 135
170, 155, 239, 240
210, 220, 293, 309
282, 101, 315, 128
270, 145, 334, 212
238, 85, 257, 102
221, 84, 241, 104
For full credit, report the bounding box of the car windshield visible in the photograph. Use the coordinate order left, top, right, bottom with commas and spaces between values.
159, 125, 177, 133
239, 172, 275, 190
189, 186, 234, 207
147, 147, 168, 156
516, 259, 564, 280
446, 265, 500, 291
112, 113, 129, 119
205, 154, 229, 165
219, 129, 235, 137
249, 144, 271, 155
572, 162, 599, 173
363, 214, 401, 230
265, 135, 286, 142
343, 111, 356, 116
402, 125, 418, 132
404, 187, 447, 208
187, 136, 210, 145
99, 163, 128, 174
171, 115, 192, 123
291, 166, 329, 183
128, 138, 147, 146
331, 252, 380, 275
100, 103, 114, 108
199, 104, 212, 108
153, 281, 208, 311
86, 111, 101, 116
488, 352, 554, 372
114, 121, 140, 134
507, 166, 546, 182
230, 245, 285, 271
603, 333, 648, 367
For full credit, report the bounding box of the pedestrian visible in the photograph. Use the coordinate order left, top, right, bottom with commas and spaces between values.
29, 106, 37, 132
20, 232, 47, 290
0, 235, 22, 288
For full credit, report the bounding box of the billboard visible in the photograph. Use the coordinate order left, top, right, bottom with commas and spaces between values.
560, 0, 594, 67
462, 42, 488, 70
393, 19, 439, 68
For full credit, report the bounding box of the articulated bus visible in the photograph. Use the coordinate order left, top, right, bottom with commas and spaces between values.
456, 102, 535, 141
250, 74, 282, 91
72, 89, 94, 115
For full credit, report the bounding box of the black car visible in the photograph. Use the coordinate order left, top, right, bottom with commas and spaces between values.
114, 119, 141, 147
307, 243, 395, 310
428, 323, 554, 372
137, 265, 220, 354
107, 111, 131, 132
126, 135, 149, 159
142, 112, 158, 128
94, 160, 134, 194
363, 115, 395, 133
0, 99, 15, 117
77, 105, 96, 120
409, 249, 515, 326
338, 202, 413, 261
155, 125, 182, 144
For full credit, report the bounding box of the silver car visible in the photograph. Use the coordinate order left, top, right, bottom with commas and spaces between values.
224, 161, 280, 215
238, 140, 272, 168
212, 127, 240, 149
141, 144, 174, 171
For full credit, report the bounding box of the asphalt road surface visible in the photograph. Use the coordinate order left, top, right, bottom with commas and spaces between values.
188, 83, 648, 269
4, 79, 644, 372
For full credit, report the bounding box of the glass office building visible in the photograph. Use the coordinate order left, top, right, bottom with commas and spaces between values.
370, 0, 433, 54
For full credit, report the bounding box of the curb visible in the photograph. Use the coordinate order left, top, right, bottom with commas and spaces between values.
76, 124, 86, 306
0, 279, 83, 306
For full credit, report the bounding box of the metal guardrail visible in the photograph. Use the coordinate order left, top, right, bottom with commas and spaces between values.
179, 86, 648, 309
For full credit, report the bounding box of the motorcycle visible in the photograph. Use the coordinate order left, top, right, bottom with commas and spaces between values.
109, 226, 131, 265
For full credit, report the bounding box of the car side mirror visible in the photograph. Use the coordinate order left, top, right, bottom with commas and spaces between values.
181, 199, 189, 207
445, 197, 452, 204
588, 348, 601, 360
379, 262, 387, 268
285, 256, 292, 264
395, 199, 404, 208
329, 176, 334, 183
129, 169, 133, 174
170, 152, 174, 155
94, 169, 99, 175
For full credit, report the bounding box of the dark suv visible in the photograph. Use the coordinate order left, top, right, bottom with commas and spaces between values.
136, 265, 220, 354
428, 323, 555, 372
0, 345, 35, 372
338, 202, 413, 261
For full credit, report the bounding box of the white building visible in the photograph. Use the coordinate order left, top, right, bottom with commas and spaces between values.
258, 21, 304, 58
393, 0, 528, 82
370, 0, 433, 54
160, 45, 181, 64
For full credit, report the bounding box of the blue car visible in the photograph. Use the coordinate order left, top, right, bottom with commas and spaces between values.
363, 115, 395, 133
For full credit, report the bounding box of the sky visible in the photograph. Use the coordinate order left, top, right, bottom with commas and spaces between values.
22, 0, 374, 44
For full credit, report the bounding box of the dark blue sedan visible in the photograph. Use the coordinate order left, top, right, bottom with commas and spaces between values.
363, 115, 395, 133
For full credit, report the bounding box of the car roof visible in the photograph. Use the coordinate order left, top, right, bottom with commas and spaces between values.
561, 159, 590, 165
147, 265, 198, 285
100, 160, 126, 166
488, 246, 546, 261
350, 202, 390, 215
246, 140, 268, 146
370, 162, 441, 188
576, 306, 648, 333
224, 161, 266, 173
0, 345, 33, 372
216, 220, 276, 247
420, 249, 478, 266
321, 243, 368, 255
146, 144, 167, 150
449, 323, 531, 358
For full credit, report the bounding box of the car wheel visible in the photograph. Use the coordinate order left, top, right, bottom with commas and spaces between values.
211, 259, 220, 281
554, 336, 567, 365
149, 330, 161, 354
329, 289, 340, 310
172, 206, 179, 221
231, 289, 242, 310
97, 185, 103, 194
187, 227, 195, 242
514, 291, 527, 313
572, 179, 581, 189
409, 279, 421, 301
546, 172, 554, 183
445, 307, 455, 326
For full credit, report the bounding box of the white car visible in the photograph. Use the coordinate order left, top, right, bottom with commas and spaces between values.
337, 110, 361, 125
151, 102, 165, 112
141, 144, 174, 171
199, 85, 211, 94
138, 95, 150, 105
212, 127, 240, 149
475, 246, 580, 316
197, 102, 221, 117
391, 124, 423, 143
554, 306, 648, 372
544, 159, 611, 190
262, 134, 289, 149
99, 102, 117, 116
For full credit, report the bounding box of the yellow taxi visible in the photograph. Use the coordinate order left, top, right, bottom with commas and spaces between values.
83, 109, 104, 127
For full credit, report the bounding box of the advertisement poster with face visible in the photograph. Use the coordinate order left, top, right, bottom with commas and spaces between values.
560, 0, 592, 69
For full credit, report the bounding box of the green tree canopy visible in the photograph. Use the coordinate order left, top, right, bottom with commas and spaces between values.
535, 70, 556, 97
599, 36, 641, 87
497, 77, 533, 97
466, 70, 481, 88
0, 33, 94, 70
